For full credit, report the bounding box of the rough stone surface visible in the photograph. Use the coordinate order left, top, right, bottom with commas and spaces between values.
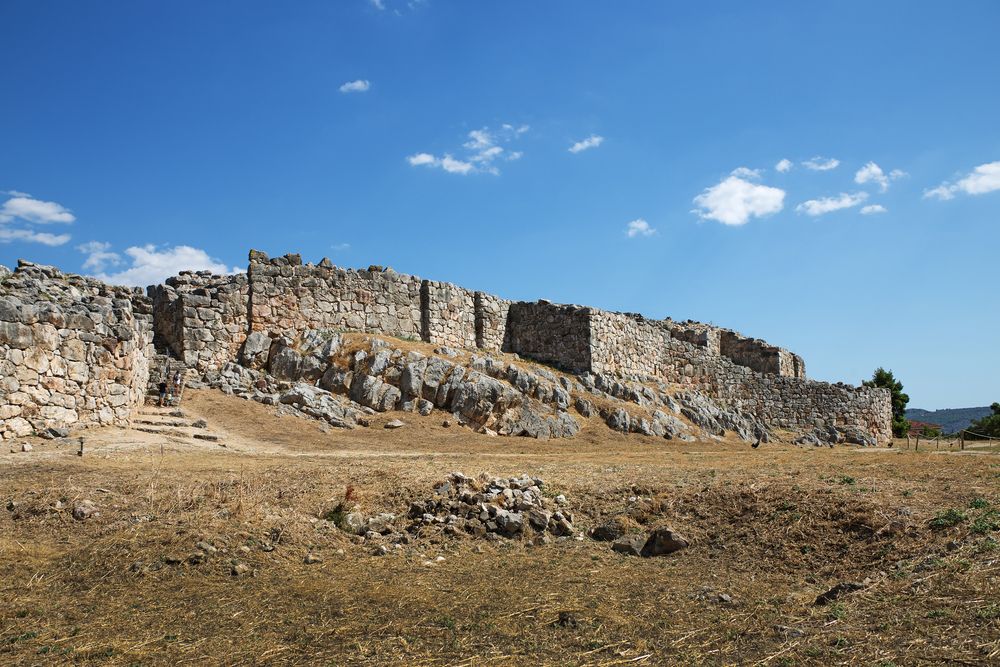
0, 261, 152, 440
1, 249, 891, 444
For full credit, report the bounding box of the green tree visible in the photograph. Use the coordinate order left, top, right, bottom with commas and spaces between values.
863, 368, 910, 437
968, 402, 1000, 438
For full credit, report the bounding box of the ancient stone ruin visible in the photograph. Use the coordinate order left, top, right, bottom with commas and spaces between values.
0, 251, 892, 444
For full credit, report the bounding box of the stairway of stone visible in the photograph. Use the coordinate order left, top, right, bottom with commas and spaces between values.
131, 405, 225, 446
146, 347, 193, 407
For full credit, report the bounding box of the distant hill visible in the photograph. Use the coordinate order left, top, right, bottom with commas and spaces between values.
905, 406, 992, 434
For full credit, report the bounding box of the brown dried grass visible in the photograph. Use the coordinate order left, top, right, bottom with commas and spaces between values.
1, 390, 999, 665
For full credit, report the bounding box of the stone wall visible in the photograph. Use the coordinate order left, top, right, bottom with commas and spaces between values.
148, 271, 249, 373
719, 331, 806, 379
0, 261, 152, 440
500, 301, 889, 443
247, 253, 423, 341
475, 292, 511, 353
503, 301, 593, 373
421, 280, 476, 349
589, 311, 671, 377
665, 321, 721, 356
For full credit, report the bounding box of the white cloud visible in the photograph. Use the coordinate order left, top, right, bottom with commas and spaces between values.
2, 190, 32, 197
860, 204, 887, 215
440, 155, 474, 175
625, 219, 656, 238
692, 176, 785, 226
77, 241, 122, 271
796, 191, 869, 216
331, 243, 351, 251
802, 156, 840, 171
0, 228, 71, 246
568, 135, 604, 154
369, 0, 385, 9
730, 166, 762, 179
407, 152, 436, 166
339, 79, 370, 93
93, 245, 238, 287
0, 196, 76, 224
408, 124, 527, 176
854, 162, 907, 193
775, 159, 793, 173
924, 161, 1000, 201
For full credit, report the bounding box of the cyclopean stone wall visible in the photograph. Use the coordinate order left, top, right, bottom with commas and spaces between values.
664, 319, 805, 379
494, 300, 890, 443
475, 292, 511, 353
0, 261, 153, 440
421, 280, 477, 349
247, 252, 424, 341
148, 271, 249, 373
719, 330, 805, 379
0, 250, 887, 442
503, 301, 593, 374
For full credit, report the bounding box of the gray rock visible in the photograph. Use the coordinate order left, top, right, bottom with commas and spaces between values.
612, 535, 645, 556
384, 419, 405, 429
72, 500, 98, 521
641, 527, 689, 557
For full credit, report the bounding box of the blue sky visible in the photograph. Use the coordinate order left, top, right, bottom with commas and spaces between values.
1, 1, 998, 409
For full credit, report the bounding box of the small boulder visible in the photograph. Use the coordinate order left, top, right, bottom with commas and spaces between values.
384, 419, 405, 429
612, 535, 645, 557
72, 500, 98, 521
640, 527, 689, 557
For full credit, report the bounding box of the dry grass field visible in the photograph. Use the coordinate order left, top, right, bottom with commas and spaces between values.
2, 389, 999, 665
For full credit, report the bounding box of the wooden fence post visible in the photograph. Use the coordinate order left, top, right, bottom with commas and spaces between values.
961, 431, 965, 451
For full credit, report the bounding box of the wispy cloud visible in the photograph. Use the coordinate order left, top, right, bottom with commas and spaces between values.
854, 162, 907, 193
407, 124, 529, 176
91, 244, 239, 287
369, 0, 385, 10
775, 159, 793, 173
0, 195, 76, 224
692, 175, 785, 226
796, 191, 868, 216
77, 241, 122, 271
802, 156, 840, 171
860, 204, 887, 215
331, 242, 351, 251
339, 79, 370, 93
0, 193, 75, 246
568, 135, 604, 154
924, 160, 1000, 201
0, 228, 71, 246
730, 166, 763, 179
625, 219, 656, 238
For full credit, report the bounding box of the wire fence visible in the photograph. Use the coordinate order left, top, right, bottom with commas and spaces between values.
902, 428, 1000, 452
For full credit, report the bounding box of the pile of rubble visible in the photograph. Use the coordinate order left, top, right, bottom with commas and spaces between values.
334, 473, 576, 549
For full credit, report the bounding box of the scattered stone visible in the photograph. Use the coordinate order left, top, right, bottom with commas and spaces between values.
774, 625, 806, 638
71, 500, 98, 521
554, 611, 578, 628
384, 419, 405, 429
20, 443, 32, 453
196, 541, 217, 555
640, 527, 689, 557
612, 535, 645, 557
814, 580, 869, 605
231, 562, 252, 577
304, 553, 323, 564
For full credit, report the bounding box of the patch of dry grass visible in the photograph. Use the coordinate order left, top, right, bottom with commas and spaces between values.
1, 390, 999, 665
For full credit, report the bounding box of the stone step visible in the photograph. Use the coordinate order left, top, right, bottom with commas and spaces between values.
133, 418, 199, 428
131, 424, 223, 443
